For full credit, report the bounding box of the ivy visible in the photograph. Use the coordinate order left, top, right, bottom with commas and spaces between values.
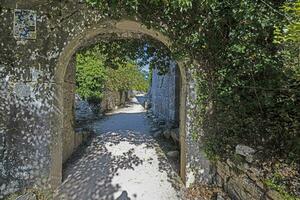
85, 0, 300, 183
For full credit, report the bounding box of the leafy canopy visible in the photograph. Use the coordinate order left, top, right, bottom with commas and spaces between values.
76, 39, 156, 102
83, 1, 300, 196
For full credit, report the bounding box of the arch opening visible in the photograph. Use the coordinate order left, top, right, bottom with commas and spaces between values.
54, 19, 188, 188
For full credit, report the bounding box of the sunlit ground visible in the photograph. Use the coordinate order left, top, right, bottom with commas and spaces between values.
54, 97, 183, 200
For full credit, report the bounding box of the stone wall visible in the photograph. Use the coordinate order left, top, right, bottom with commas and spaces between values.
150, 62, 180, 125
63, 88, 130, 164
215, 149, 283, 200
0, 0, 198, 197
100, 91, 129, 113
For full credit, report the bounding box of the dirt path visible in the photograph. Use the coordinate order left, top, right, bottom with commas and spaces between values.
54, 97, 183, 200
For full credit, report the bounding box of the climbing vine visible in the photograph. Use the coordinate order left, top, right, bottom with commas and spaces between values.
84, 0, 300, 195
85, 0, 299, 157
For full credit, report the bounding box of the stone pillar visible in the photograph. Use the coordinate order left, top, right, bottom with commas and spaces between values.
184, 67, 215, 187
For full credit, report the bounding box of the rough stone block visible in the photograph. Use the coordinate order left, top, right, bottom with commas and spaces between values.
163, 129, 171, 139
225, 174, 264, 200
16, 193, 36, 200
240, 176, 264, 200
266, 190, 283, 200
166, 151, 179, 158
153, 130, 162, 138
170, 128, 180, 143
216, 161, 231, 179
235, 145, 256, 163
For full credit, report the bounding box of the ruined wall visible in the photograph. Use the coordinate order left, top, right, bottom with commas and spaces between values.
183, 65, 283, 199
151, 62, 180, 125
215, 149, 284, 200
100, 90, 128, 113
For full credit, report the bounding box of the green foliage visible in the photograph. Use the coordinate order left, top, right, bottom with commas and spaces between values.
76, 52, 107, 101
85, 0, 300, 168
105, 62, 149, 92
180, 0, 300, 165
76, 40, 150, 102
265, 177, 300, 200
275, 0, 300, 43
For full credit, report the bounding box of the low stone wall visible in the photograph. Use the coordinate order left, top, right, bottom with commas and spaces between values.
100, 91, 129, 113
62, 90, 130, 163
215, 146, 282, 200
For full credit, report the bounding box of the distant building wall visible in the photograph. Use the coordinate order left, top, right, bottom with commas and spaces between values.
151, 62, 180, 125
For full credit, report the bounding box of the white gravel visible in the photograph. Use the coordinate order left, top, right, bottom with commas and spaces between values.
55, 96, 183, 200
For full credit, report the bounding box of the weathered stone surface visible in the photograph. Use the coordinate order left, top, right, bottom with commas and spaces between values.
236, 162, 250, 172
216, 160, 285, 200
215, 193, 226, 200
151, 127, 160, 133
240, 176, 264, 200
16, 193, 36, 200
158, 120, 166, 126
75, 94, 95, 122
144, 100, 151, 110
226, 176, 256, 200
150, 62, 180, 125
153, 130, 163, 138
266, 190, 283, 200
100, 90, 129, 112
216, 196, 225, 200
235, 145, 256, 163
163, 129, 171, 139
167, 151, 180, 158
0, 1, 203, 197
216, 162, 231, 180
170, 128, 180, 143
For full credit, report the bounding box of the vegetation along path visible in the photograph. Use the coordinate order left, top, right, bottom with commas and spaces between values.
54, 96, 183, 200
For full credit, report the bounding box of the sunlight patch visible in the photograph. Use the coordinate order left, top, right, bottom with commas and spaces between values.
105, 141, 142, 157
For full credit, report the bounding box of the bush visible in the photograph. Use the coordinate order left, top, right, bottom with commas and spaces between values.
76, 41, 150, 102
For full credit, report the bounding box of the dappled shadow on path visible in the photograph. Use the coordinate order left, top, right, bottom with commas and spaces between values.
55, 99, 183, 200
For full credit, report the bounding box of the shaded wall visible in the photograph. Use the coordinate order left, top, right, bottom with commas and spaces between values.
62, 57, 76, 163
150, 62, 180, 125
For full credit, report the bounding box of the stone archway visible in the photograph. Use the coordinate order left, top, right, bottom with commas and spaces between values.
54, 19, 188, 187
1, 2, 213, 197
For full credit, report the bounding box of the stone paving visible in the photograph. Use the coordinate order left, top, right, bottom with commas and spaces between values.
54, 97, 183, 200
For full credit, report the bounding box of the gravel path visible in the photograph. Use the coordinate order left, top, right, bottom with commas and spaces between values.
54, 97, 183, 200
